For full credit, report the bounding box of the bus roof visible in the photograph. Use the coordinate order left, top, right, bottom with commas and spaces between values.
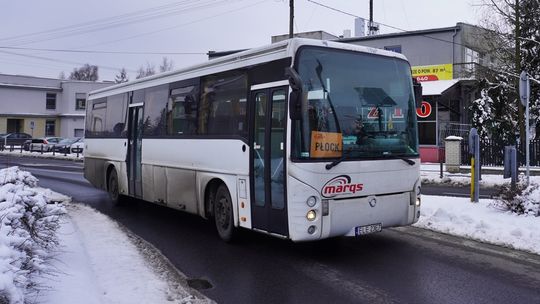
88, 38, 409, 100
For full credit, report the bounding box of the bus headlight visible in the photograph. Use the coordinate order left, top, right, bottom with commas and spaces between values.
306, 196, 317, 207
306, 210, 317, 221
415, 197, 421, 207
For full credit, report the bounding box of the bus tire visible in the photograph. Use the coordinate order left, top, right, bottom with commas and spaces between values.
214, 184, 236, 242
107, 168, 123, 205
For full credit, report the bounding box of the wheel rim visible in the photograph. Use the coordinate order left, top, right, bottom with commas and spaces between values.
216, 194, 231, 230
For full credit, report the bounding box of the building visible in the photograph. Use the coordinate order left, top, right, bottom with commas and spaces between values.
0, 74, 112, 138
273, 23, 494, 162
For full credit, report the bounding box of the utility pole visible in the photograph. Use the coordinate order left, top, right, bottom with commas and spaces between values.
515, 0, 525, 145
289, 0, 294, 39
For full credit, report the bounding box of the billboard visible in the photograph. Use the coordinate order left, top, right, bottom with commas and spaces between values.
411, 64, 453, 82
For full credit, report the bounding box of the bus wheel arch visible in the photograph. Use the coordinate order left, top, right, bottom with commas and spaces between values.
204, 178, 222, 218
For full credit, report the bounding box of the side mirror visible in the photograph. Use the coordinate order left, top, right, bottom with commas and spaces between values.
412, 78, 423, 108
285, 67, 303, 120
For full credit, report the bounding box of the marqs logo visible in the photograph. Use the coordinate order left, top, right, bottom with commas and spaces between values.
321, 175, 363, 198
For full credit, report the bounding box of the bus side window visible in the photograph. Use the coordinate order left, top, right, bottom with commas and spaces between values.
168, 85, 199, 136
199, 71, 247, 137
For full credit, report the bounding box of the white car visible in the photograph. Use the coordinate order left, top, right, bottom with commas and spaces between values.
70, 139, 84, 154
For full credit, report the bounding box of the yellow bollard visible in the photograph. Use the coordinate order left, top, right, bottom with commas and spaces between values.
470, 157, 475, 202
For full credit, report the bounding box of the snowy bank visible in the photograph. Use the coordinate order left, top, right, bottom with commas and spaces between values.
40, 204, 210, 304
421, 163, 540, 188
415, 195, 540, 255
0, 150, 83, 162
0, 167, 68, 303
1, 167, 210, 304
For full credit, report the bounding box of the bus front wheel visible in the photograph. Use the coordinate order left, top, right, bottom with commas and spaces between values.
214, 184, 236, 242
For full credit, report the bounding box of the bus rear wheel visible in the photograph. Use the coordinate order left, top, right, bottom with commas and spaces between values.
107, 169, 123, 205
214, 184, 236, 242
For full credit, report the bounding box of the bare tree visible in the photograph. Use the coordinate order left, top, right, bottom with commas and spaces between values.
136, 62, 156, 79
69, 64, 99, 81
58, 71, 66, 80
159, 57, 174, 73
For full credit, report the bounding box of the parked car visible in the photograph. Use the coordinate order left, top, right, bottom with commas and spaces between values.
53, 138, 82, 154
0, 133, 32, 146
70, 138, 84, 154
22, 139, 32, 151
29, 137, 63, 152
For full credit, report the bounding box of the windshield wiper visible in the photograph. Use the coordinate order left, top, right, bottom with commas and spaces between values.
325, 148, 354, 170
382, 154, 416, 166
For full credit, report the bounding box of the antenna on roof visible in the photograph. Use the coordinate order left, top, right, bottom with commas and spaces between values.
368, 0, 379, 36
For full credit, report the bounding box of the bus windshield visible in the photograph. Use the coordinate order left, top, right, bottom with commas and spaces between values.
292, 47, 419, 160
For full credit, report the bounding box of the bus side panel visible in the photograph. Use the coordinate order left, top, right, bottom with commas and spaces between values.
166, 167, 197, 213
84, 138, 128, 191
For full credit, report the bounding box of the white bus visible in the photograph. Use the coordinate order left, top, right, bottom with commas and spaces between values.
84, 38, 422, 242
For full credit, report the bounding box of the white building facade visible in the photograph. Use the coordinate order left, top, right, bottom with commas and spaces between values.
0, 74, 112, 138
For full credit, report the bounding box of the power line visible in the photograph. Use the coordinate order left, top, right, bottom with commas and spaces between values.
0, 46, 206, 55
74, 0, 268, 50
306, 0, 468, 48
0, 0, 197, 43
3, 0, 231, 46
0, 49, 137, 73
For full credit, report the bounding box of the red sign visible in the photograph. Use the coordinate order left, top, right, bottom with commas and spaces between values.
416, 101, 432, 118
415, 75, 439, 82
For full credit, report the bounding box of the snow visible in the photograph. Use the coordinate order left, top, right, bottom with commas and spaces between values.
420, 163, 540, 187
0, 149, 83, 161
0, 167, 207, 304
444, 135, 463, 141
421, 79, 460, 95
415, 195, 540, 255
0, 167, 68, 303
40, 204, 205, 304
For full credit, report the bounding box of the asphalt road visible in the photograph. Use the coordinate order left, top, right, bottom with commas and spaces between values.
2, 155, 539, 304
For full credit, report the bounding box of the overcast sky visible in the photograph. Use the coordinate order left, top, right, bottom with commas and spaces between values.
0, 0, 482, 81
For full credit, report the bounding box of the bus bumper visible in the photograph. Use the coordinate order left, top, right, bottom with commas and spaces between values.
323, 192, 420, 239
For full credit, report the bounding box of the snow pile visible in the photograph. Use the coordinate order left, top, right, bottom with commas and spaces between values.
493, 181, 540, 216
420, 166, 540, 189
0, 167, 68, 304
415, 195, 540, 255
42, 204, 209, 304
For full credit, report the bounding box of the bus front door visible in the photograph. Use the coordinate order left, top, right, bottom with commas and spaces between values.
127, 105, 143, 198
250, 86, 289, 237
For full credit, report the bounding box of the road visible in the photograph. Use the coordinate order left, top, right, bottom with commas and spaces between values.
2, 155, 539, 304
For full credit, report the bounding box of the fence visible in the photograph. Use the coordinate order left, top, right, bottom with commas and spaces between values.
461, 139, 540, 167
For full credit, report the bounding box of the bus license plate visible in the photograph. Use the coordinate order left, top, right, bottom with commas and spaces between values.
355, 223, 382, 236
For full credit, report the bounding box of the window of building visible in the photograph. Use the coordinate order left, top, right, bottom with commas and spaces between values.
464, 47, 480, 73
76, 93, 86, 110
74, 129, 84, 137
168, 83, 199, 135
199, 71, 248, 137
46, 93, 56, 110
384, 45, 402, 53
45, 120, 56, 136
